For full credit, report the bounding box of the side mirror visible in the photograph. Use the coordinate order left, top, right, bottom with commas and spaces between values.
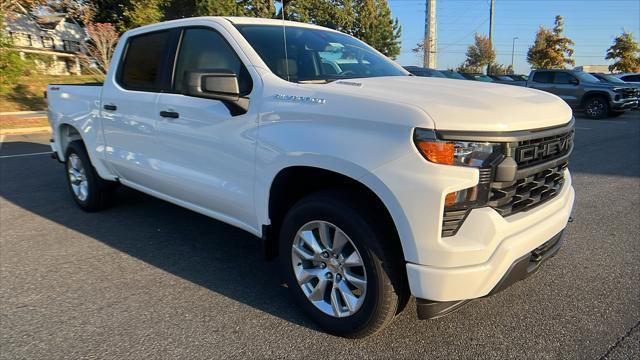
570, 79, 579, 85
184, 69, 240, 102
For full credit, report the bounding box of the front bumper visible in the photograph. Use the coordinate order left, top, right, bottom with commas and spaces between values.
416, 229, 565, 319
611, 98, 639, 110
405, 170, 574, 302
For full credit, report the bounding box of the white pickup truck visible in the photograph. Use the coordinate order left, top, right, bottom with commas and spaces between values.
47, 17, 575, 337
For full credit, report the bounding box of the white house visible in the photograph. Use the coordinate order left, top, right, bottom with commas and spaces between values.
4, 6, 85, 75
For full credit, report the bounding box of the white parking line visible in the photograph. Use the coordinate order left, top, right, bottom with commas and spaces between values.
577, 120, 628, 124
0, 151, 51, 159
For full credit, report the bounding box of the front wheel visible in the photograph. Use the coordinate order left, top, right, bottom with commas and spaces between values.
279, 190, 406, 337
583, 96, 610, 119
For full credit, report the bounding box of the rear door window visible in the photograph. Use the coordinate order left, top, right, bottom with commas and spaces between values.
532, 72, 553, 83
119, 31, 173, 91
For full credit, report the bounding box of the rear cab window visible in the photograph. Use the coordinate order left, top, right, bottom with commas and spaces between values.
118, 30, 175, 92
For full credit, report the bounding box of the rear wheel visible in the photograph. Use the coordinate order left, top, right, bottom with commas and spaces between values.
583, 95, 609, 119
279, 190, 406, 337
65, 141, 116, 211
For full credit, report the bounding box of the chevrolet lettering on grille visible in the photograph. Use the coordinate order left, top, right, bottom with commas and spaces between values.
517, 132, 574, 162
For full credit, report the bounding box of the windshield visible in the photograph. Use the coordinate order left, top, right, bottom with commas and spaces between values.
441, 71, 466, 80
235, 25, 407, 83
595, 74, 626, 83
573, 71, 601, 83
473, 74, 494, 82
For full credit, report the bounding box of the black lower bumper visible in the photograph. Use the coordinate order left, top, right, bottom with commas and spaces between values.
416, 230, 565, 320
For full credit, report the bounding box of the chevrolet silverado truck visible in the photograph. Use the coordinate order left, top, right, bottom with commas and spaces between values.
527, 69, 639, 119
47, 17, 575, 337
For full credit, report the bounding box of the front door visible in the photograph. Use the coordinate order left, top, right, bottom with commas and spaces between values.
551, 72, 580, 107
154, 27, 258, 229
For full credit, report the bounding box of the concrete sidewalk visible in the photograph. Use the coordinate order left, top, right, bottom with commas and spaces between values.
0, 111, 47, 119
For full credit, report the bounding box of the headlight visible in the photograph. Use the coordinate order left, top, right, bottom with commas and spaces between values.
414, 128, 502, 209
414, 128, 502, 167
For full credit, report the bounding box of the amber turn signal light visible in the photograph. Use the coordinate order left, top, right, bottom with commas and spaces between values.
416, 141, 455, 165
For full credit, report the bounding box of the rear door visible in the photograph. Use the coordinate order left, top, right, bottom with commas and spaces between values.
551, 72, 580, 107
101, 29, 178, 187
152, 26, 259, 228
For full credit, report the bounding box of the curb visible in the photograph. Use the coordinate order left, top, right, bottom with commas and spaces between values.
0, 127, 52, 135
0, 111, 47, 116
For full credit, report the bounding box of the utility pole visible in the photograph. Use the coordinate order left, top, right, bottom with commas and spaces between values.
423, 0, 437, 69
511, 37, 518, 73
487, 0, 494, 74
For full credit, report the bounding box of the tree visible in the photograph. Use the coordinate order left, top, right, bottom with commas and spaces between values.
0, 11, 27, 90
241, 0, 275, 17
284, 0, 400, 59
122, 0, 168, 29
79, 22, 119, 74
283, 0, 353, 30
527, 15, 575, 69
463, 33, 495, 72
606, 31, 640, 73
196, 0, 246, 17
487, 63, 513, 75
90, 0, 129, 26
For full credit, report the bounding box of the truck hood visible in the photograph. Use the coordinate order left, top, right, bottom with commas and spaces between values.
329, 76, 573, 132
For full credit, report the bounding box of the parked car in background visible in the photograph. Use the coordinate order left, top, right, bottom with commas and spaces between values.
527, 69, 639, 119
403, 66, 446, 78
489, 75, 526, 86
438, 70, 467, 80
614, 73, 640, 85
507, 74, 528, 82
47, 16, 577, 337
590, 72, 631, 85
461, 73, 494, 82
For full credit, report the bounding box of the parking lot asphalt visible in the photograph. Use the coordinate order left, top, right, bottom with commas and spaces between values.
1, 112, 639, 359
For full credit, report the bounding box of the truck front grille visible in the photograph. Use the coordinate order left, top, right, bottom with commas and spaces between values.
488, 162, 567, 217
514, 130, 574, 168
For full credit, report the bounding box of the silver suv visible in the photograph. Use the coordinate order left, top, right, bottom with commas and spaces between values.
527, 69, 639, 119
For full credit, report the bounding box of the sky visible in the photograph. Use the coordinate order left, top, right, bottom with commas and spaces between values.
388, 0, 640, 73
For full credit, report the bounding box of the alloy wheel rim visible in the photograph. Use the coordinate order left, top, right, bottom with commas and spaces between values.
291, 221, 367, 318
67, 153, 89, 201
587, 99, 604, 117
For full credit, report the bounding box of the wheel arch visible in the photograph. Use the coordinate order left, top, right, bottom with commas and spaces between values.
56, 123, 83, 161
580, 90, 611, 107
55, 122, 116, 181
263, 164, 412, 264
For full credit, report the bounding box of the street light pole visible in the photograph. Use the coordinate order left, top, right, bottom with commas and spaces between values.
511, 37, 519, 73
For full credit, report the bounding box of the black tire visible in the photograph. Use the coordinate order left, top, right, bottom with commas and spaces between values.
279, 189, 407, 338
64, 140, 116, 212
608, 110, 625, 117
583, 95, 610, 119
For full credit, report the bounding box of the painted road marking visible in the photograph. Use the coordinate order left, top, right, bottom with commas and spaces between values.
0, 151, 51, 159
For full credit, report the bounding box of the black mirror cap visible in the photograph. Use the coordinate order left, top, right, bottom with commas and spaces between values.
184, 69, 240, 102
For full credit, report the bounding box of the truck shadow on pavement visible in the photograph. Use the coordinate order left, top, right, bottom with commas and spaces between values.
0, 146, 319, 332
